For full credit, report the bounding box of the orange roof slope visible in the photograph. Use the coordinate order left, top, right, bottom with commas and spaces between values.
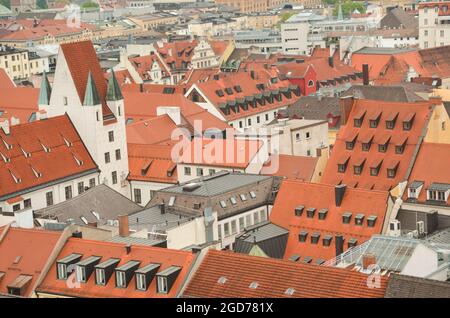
60, 40, 113, 119
126, 115, 179, 145
261, 154, 318, 181
0, 86, 39, 123
0, 115, 98, 199
404, 142, 450, 204
322, 99, 433, 191
177, 138, 263, 169
0, 69, 14, 90
127, 143, 177, 184
183, 249, 388, 298
269, 181, 390, 262
0, 227, 62, 297
36, 237, 195, 298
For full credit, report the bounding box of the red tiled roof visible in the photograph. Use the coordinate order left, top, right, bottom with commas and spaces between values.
322, 99, 434, 191
0, 227, 63, 297
36, 237, 195, 298
208, 40, 229, 56
190, 70, 300, 121
128, 54, 170, 81
0, 86, 39, 123
404, 142, 450, 204
156, 40, 198, 70
126, 115, 179, 145
105, 69, 134, 85
269, 180, 390, 262
0, 69, 14, 90
177, 137, 264, 169
60, 40, 114, 120
261, 154, 318, 181
183, 249, 388, 298
0, 115, 98, 199
127, 143, 177, 184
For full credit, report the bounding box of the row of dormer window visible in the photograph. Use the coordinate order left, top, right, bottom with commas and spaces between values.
353, 112, 414, 131
56, 254, 181, 294
294, 206, 378, 226
338, 159, 399, 178
345, 136, 406, 154
297, 231, 359, 248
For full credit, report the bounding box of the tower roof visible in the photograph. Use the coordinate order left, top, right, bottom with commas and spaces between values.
106, 70, 123, 101
38, 71, 51, 105
83, 71, 101, 106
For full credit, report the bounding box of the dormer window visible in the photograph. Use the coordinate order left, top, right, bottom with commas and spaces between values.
156, 266, 181, 294
318, 209, 328, 220
367, 215, 377, 227
295, 205, 304, 216
135, 263, 160, 292
369, 111, 381, 128
395, 137, 407, 154
403, 113, 415, 131
311, 232, 320, 244
370, 159, 382, 176
342, 212, 352, 224
408, 181, 423, 199
387, 161, 399, 179
338, 156, 350, 173
361, 136, 373, 151
355, 214, 365, 226
386, 112, 398, 129
345, 137, 357, 150
353, 110, 366, 127
348, 238, 358, 248
95, 258, 120, 286
56, 253, 83, 280
353, 159, 365, 175
298, 231, 308, 242
306, 207, 316, 218
378, 136, 390, 153
76, 256, 101, 283
115, 261, 140, 288
427, 183, 450, 201
322, 235, 332, 247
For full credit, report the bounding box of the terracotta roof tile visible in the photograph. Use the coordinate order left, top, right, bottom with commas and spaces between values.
261, 154, 318, 181
183, 249, 388, 298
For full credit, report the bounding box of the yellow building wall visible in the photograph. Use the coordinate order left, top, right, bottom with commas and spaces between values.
424, 102, 450, 144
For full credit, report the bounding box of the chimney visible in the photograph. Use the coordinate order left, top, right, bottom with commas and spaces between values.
159, 203, 166, 214
362, 64, 369, 85
328, 56, 334, 68
250, 70, 255, 79
139, 83, 144, 92
72, 231, 82, 238
335, 234, 344, 257
362, 253, 377, 270
339, 96, 354, 125
0, 119, 10, 135
335, 184, 346, 207
125, 244, 132, 255
316, 147, 322, 157
118, 214, 129, 237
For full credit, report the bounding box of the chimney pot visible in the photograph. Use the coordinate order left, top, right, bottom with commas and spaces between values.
362, 64, 369, 85
118, 214, 129, 237
125, 244, 132, 254
362, 253, 377, 270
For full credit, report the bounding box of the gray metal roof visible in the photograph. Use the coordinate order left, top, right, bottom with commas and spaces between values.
426, 228, 450, 246
428, 183, 450, 192
236, 221, 288, 244
35, 184, 143, 226
409, 180, 424, 189
160, 172, 272, 197
353, 47, 417, 55
385, 274, 450, 298
107, 236, 166, 247
127, 206, 192, 232
342, 85, 423, 103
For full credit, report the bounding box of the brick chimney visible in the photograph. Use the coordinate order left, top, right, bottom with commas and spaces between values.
362, 64, 369, 85
362, 253, 377, 270
339, 96, 354, 125
118, 214, 129, 237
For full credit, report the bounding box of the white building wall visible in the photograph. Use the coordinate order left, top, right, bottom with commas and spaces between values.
281, 22, 310, 55
401, 244, 439, 278
129, 180, 174, 206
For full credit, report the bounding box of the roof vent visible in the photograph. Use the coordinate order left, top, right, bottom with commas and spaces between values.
182, 182, 201, 192
217, 276, 227, 285
249, 282, 258, 289
285, 287, 295, 296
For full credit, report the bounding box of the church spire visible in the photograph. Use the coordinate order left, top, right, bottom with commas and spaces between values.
106, 70, 123, 101
38, 71, 51, 105
83, 71, 101, 106
337, 1, 344, 21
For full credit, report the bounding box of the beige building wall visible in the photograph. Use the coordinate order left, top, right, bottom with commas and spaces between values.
424, 103, 450, 144
0, 50, 30, 80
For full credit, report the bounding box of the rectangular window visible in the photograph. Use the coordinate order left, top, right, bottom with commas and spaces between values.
46, 191, 53, 206
57, 263, 67, 280
108, 131, 114, 142
12, 204, 20, 212
254, 211, 260, 224
105, 152, 110, 164
224, 223, 230, 236
157, 276, 168, 293
134, 188, 142, 204
78, 181, 84, 194
197, 168, 203, 176
95, 269, 105, 285
231, 220, 237, 234
184, 167, 191, 175
116, 271, 126, 288
24, 199, 31, 209
245, 214, 252, 226
89, 178, 96, 188
115, 149, 121, 160
260, 210, 266, 221
208, 169, 215, 175
136, 273, 146, 291
112, 171, 118, 184
65, 186, 72, 200
239, 217, 245, 231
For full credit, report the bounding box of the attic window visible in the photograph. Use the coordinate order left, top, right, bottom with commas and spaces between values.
369, 112, 381, 128
403, 113, 415, 131
218, 276, 227, 285
378, 136, 390, 153
345, 135, 357, 150
76, 256, 101, 283
353, 159, 365, 175
234, 85, 242, 93
62, 135, 72, 147
295, 205, 304, 216
387, 162, 399, 178
395, 138, 407, 154
361, 136, 373, 151
355, 214, 365, 226
249, 282, 258, 289
311, 232, 320, 244
302, 256, 312, 264
322, 235, 332, 247
230, 197, 237, 205
163, 87, 175, 94
256, 83, 265, 91
240, 194, 247, 202
342, 212, 352, 224
338, 157, 349, 173
353, 111, 365, 127
9, 169, 21, 184
225, 88, 233, 95
80, 216, 88, 225
318, 209, 328, 220
306, 208, 316, 218
91, 211, 100, 220
0, 151, 10, 163
72, 154, 83, 166
40, 142, 50, 153
135, 263, 160, 291
215, 90, 224, 97
168, 196, 176, 207
367, 215, 377, 227
1, 137, 12, 150
220, 200, 227, 208
386, 113, 398, 129
20, 146, 31, 158
298, 231, 308, 242
348, 238, 358, 248
57, 254, 83, 280
249, 191, 256, 199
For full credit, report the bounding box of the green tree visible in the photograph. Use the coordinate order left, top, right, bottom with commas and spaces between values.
81, 1, 99, 9
333, 1, 365, 17
0, 0, 10, 9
